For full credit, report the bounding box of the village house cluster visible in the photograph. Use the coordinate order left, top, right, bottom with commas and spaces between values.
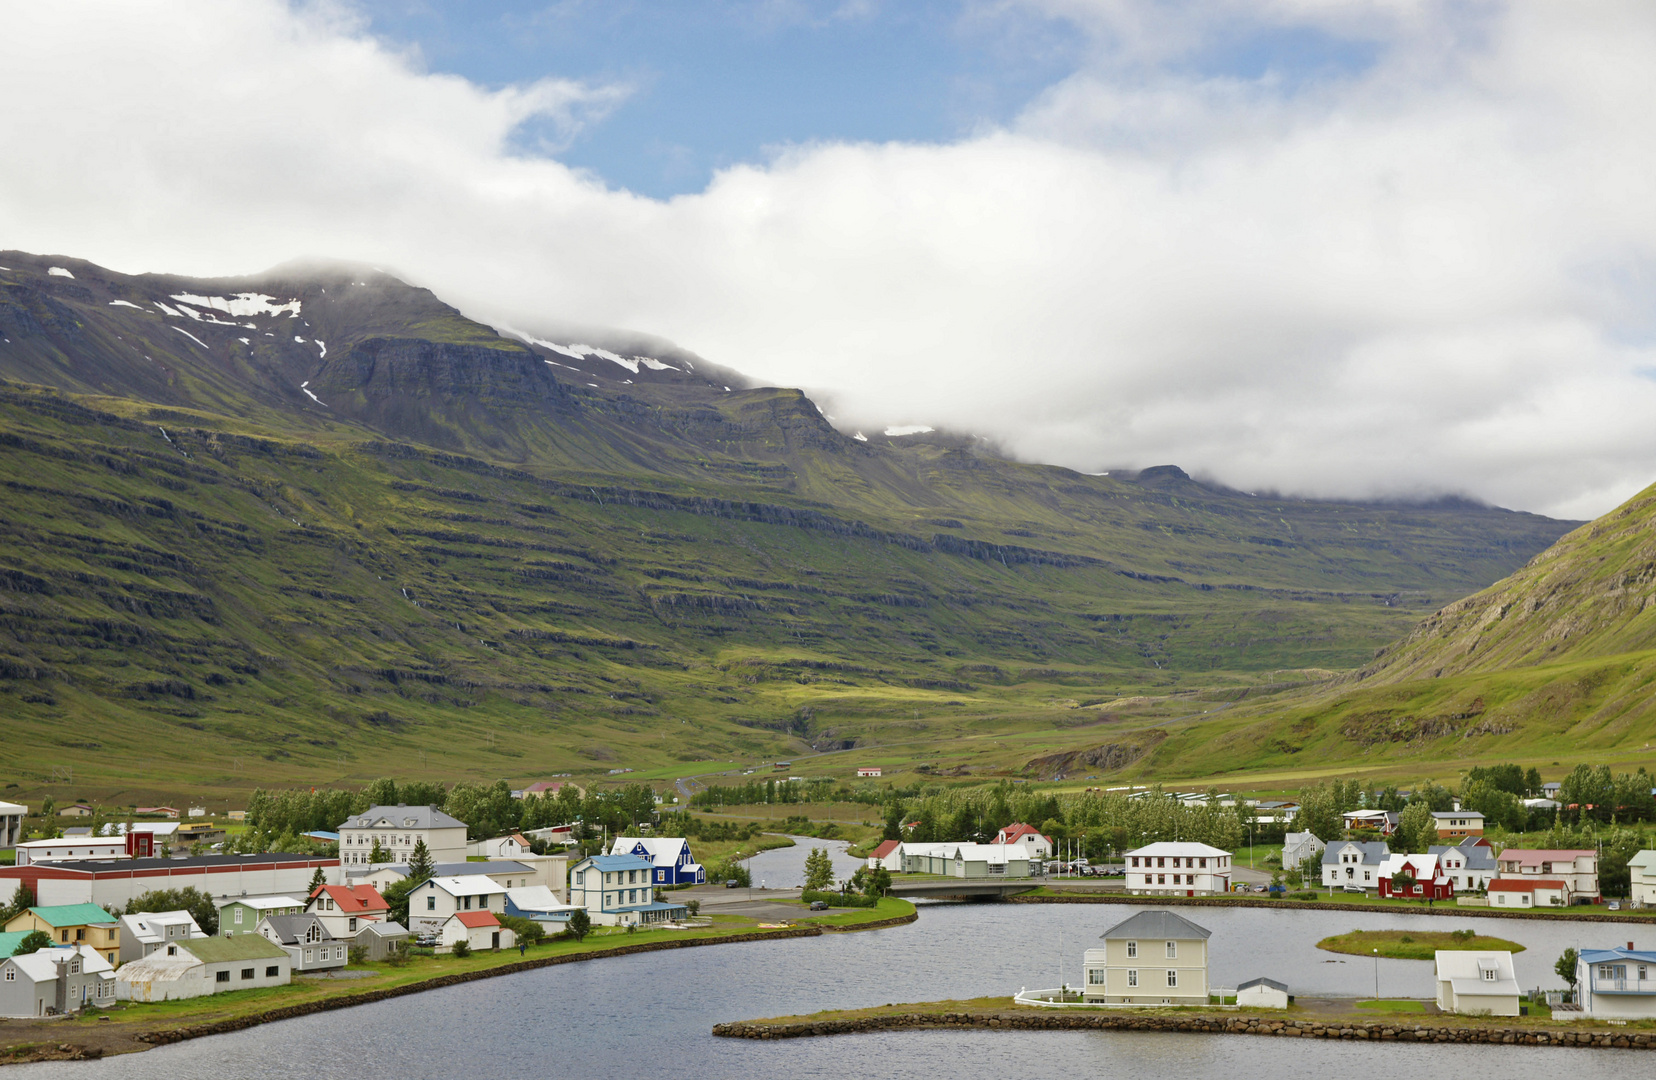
0, 800, 730, 1017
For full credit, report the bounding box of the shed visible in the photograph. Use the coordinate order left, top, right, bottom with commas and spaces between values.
1236, 976, 1289, 1009
1434, 951, 1520, 1016
356, 920, 411, 962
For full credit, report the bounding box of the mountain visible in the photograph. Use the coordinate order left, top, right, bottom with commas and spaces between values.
0, 251, 1581, 801
1129, 483, 1656, 782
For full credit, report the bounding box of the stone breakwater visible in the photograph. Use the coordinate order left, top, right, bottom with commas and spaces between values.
712, 1011, 1655, 1049
1014, 892, 1656, 925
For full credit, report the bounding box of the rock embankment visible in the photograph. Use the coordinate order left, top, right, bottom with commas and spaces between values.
1014, 892, 1656, 925
713, 1011, 1655, 1050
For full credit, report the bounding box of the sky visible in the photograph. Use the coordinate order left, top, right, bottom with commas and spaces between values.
3, 1, 1655, 520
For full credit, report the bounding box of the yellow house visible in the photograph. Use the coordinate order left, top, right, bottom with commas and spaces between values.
1083, 909, 1212, 1005
3, 904, 121, 965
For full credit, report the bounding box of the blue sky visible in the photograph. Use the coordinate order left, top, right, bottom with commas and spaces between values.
349, 1, 1381, 198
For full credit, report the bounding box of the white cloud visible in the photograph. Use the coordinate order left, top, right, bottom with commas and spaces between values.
2, 1, 1655, 519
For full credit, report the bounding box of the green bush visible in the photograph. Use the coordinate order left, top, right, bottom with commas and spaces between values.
497, 914, 544, 946
802, 889, 876, 908
451, 939, 471, 959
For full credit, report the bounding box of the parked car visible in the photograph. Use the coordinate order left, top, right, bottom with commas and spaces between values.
1342, 884, 1365, 894
724, 879, 740, 888
808, 900, 829, 911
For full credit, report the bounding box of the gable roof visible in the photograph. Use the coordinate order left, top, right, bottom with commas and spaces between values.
1627, 849, 1656, 870
1283, 831, 1324, 845
450, 910, 501, 929
1431, 811, 1484, 820
575, 854, 655, 873
309, 883, 390, 914
997, 823, 1047, 842
421, 874, 507, 897
609, 837, 695, 868
220, 895, 307, 911
870, 840, 901, 859
359, 920, 410, 938
1581, 946, 1656, 964
1321, 841, 1390, 865
120, 910, 203, 942
259, 913, 337, 945
504, 886, 573, 914
1100, 909, 1212, 941
340, 805, 466, 831
0, 930, 29, 956
1238, 977, 1288, 993
3, 950, 72, 982
25, 903, 115, 927
1429, 843, 1495, 869
182, 934, 290, 963
1497, 849, 1594, 862
1488, 877, 1568, 892
1125, 842, 1230, 858
1378, 853, 1444, 879
1434, 950, 1520, 995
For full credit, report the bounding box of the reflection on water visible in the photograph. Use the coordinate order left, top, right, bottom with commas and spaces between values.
13, 900, 1636, 1079
743, 834, 866, 889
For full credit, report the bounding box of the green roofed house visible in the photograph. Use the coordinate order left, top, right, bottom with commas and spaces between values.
0, 931, 30, 957
2, 904, 120, 965
217, 895, 307, 936
116, 933, 291, 1002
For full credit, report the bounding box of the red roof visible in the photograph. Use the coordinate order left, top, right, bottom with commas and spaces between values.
871, 840, 901, 859
452, 910, 500, 928
311, 883, 391, 914
997, 823, 1048, 844
1489, 878, 1568, 892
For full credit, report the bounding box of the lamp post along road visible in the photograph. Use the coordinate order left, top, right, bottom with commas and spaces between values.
1374, 947, 1380, 1004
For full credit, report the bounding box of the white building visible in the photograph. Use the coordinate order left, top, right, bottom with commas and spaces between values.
116, 935, 291, 1002
408, 874, 507, 936
469, 833, 534, 860
1321, 840, 1390, 891
1236, 977, 1289, 1009
1122, 842, 1231, 896
1083, 909, 1211, 1005
1629, 850, 1656, 907
1578, 946, 1656, 1019
256, 914, 347, 973
4, 853, 338, 910
118, 910, 205, 965
1429, 837, 1496, 892
568, 854, 687, 928
440, 910, 515, 953
0, 945, 115, 1017
349, 858, 561, 897
1434, 950, 1520, 1015
0, 801, 28, 849
1496, 848, 1598, 902
899, 842, 1037, 879
337, 805, 468, 868
992, 823, 1053, 859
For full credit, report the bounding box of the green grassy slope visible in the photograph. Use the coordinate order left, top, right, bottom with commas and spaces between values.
0, 252, 1594, 803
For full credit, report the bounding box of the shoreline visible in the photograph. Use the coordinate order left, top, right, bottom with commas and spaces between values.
1012, 890, 1656, 924
712, 1006, 1656, 1050
0, 909, 918, 1066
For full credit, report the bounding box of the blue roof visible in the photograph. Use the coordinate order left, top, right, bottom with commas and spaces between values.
303, 831, 339, 841
614, 901, 688, 913
578, 854, 653, 872
1582, 947, 1656, 964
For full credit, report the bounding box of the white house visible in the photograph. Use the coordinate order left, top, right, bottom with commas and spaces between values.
116, 934, 291, 1002
1122, 842, 1231, 896
1321, 840, 1390, 891
1629, 850, 1656, 907
468, 833, 534, 860
992, 823, 1053, 859
408, 874, 507, 936
350, 858, 561, 896
1488, 878, 1572, 908
1236, 976, 1289, 1009
1577, 945, 1656, 1019
1496, 848, 1598, 902
118, 910, 205, 965
0, 801, 24, 849
867, 839, 903, 872
1434, 950, 1520, 1015
569, 854, 687, 928
1429, 837, 1496, 892
337, 805, 468, 868
1083, 909, 1211, 1006
857, 767, 882, 778
1281, 832, 1324, 875
0, 946, 115, 1017
440, 910, 515, 953
305, 884, 390, 941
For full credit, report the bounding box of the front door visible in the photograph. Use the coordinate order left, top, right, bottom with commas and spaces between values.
492, 931, 500, 950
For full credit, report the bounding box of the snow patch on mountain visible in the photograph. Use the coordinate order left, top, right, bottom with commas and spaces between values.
884, 425, 935, 437
108, 300, 145, 310
48, 267, 74, 278
171, 292, 301, 318
170, 326, 209, 350
299, 380, 326, 406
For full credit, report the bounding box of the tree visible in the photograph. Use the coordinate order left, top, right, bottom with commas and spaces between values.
1389, 868, 1418, 897
125, 886, 220, 936
382, 877, 416, 928
1557, 948, 1580, 997
451, 939, 471, 959
11, 930, 52, 956
863, 867, 892, 898
882, 804, 904, 842
1395, 801, 1435, 853
567, 908, 591, 942
368, 837, 391, 864
803, 847, 835, 892
1, 882, 34, 926
1523, 768, 1543, 797
407, 838, 435, 883
41, 796, 55, 819
308, 866, 327, 894
1412, 783, 1455, 813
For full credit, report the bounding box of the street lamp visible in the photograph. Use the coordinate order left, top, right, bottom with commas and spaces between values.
1373, 947, 1380, 1005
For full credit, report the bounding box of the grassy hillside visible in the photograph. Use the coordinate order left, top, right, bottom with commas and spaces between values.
0, 252, 1594, 806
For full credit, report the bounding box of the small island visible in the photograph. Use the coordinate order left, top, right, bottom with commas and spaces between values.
1317, 929, 1525, 961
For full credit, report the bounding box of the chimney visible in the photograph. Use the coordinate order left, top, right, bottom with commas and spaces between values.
1629, 941, 1635, 951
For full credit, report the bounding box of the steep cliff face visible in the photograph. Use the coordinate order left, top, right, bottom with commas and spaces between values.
1360, 482, 1656, 683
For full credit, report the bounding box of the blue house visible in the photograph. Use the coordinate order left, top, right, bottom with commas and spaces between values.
1577, 946, 1656, 1019
608, 837, 706, 886
569, 854, 688, 928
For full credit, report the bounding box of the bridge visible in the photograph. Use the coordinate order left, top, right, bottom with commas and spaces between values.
885, 878, 1042, 900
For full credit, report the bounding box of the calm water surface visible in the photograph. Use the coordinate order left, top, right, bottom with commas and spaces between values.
14, 898, 1642, 1078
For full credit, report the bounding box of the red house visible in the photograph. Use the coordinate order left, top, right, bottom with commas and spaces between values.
1376, 853, 1455, 901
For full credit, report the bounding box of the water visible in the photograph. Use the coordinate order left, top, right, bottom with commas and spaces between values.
743, 835, 865, 889
14, 902, 1639, 1078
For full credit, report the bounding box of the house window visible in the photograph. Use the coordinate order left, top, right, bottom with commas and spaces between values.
235, 909, 243, 924
1167, 970, 1178, 988
241, 968, 255, 980
1165, 941, 1177, 959
266, 966, 280, 977
1126, 941, 1137, 958
216, 971, 231, 983
427, 896, 436, 911
1483, 969, 1495, 982
3, 970, 11, 982
71, 961, 81, 974
167, 946, 177, 956
573, 871, 584, 885
1088, 969, 1106, 985
1127, 970, 1138, 987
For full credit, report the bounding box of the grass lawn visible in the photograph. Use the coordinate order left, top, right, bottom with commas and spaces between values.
790, 897, 915, 928
1318, 929, 1525, 961
1353, 999, 1429, 1013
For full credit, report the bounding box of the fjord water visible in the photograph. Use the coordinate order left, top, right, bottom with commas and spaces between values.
16, 862, 1640, 1079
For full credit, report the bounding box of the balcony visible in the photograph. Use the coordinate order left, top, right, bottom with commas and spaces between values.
1593, 978, 1656, 994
